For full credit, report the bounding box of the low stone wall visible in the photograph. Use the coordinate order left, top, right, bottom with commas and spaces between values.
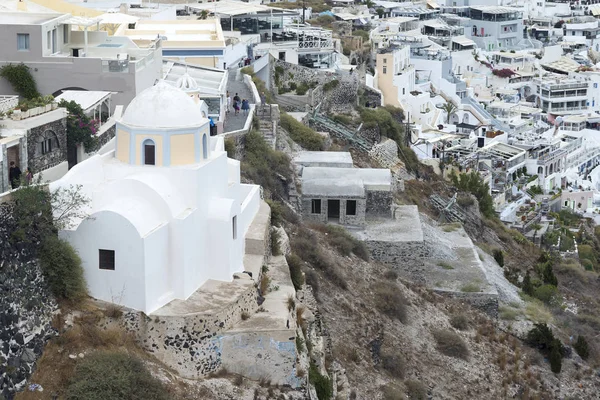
122, 278, 259, 378
367, 240, 430, 283
433, 289, 499, 318
366, 190, 393, 217
27, 116, 68, 174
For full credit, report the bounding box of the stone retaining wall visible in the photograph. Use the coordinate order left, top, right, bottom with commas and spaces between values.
433, 289, 499, 318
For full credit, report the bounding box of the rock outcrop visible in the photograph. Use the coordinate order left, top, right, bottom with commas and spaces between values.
0, 202, 57, 399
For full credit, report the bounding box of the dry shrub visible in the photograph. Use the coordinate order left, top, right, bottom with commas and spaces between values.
449, 313, 470, 331
382, 384, 404, 400
287, 295, 296, 312
405, 379, 427, 400
383, 269, 398, 280
380, 352, 404, 378
432, 329, 469, 360
241, 311, 250, 321
260, 274, 270, 296
103, 304, 123, 319
374, 282, 408, 323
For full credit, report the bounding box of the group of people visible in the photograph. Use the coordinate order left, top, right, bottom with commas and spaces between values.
8, 161, 33, 189
226, 91, 250, 116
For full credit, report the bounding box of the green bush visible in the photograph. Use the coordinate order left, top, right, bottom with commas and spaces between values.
322, 80, 339, 92
522, 271, 534, 296
573, 336, 590, 360
309, 362, 333, 400
280, 113, 325, 150
242, 131, 292, 199
286, 254, 304, 290
289, 82, 297, 90
449, 313, 469, 331
450, 171, 495, 218
39, 235, 87, 301
526, 323, 563, 373
533, 284, 559, 305
374, 282, 408, 323
224, 138, 235, 158
332, 114, 353, 126
270, 227, 281, 256
66, 351, 169, 400
295, 82, 310, 95
541, 262, 558, 286
492, 249, 504, 267
432, 329, 469, 360
0, 63, 40, 99
578, 244, 597, 270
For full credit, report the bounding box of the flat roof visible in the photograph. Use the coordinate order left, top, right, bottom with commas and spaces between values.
541, 56, 581, 73
303, 179, 365, 197
469, 6, 519, 14
0, 11, 66, 24
187, 1, 288, 17
302, 167, 392, 191
294, 151, 353, 165
55, 90, 112, 111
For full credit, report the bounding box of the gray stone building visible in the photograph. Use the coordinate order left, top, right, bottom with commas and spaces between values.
0, 106, 68, 193
295, 151, 392, 226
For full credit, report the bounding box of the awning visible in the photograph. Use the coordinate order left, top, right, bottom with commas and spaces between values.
427, 1, 440, 9
591, 5, 600, 16
452, 36, 475, 47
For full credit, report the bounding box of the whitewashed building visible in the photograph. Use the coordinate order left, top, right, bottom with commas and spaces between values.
50, 82, 261, 314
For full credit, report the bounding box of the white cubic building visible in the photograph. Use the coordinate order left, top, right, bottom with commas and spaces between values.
50, 82, 261, 314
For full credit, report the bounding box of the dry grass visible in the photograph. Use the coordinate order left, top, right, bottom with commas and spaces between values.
260, 274, 271, 296
103, 303, 123, 319
17, 310, 143, 400
241, 311, 250, 321
524, 298, 554, 324
431, 328, 469, 360
373, 282, 408, 323
460, 282, 481, 293
449, 313, 469, 331
442, 222, 462, 232
286, 295, 296, 312
438, 262, 454, 270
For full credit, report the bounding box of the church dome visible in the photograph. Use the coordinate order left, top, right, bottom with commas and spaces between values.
175, 73, 199, 92
121, 81, 205, 129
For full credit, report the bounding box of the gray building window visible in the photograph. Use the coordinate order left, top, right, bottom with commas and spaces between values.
17, 34, 30, 51
346, 200, 357, 216
99, 249, 115, 270
232, 216, 237, 240
311, 199, 321, 214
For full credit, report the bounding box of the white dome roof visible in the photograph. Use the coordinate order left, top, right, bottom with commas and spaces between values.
120, 81, 205, 129
175, 73, 199, 92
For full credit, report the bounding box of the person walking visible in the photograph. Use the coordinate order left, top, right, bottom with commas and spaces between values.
233, 92, 241, 104
25, 167, 33, 185
233, 99, 240, 115
226, 91, 231, 114
9, 161, 21, 189
241, 99, 250, 116
260, 91, 266, 106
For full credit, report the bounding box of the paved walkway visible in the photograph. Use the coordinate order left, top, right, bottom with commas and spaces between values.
223, 69, 255, 133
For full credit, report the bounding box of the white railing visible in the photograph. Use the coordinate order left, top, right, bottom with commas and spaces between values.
0, 95, 18, 114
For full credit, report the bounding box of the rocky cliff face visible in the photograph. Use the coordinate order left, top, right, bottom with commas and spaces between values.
0, 202, 57, 400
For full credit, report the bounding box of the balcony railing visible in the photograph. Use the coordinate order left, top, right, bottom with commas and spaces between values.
538, 82, 588, 91
0, 95, 18, 114
101, 58, 129, 73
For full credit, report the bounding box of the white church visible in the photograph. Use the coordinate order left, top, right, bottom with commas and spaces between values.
50, 82, 261, 314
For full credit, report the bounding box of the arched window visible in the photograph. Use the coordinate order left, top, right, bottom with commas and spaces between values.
38, 130, 59, 156
202, 134, 208, 159
142, 139, 156, 165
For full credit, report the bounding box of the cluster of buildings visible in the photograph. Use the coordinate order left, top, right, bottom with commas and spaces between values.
359, 0, 600, 229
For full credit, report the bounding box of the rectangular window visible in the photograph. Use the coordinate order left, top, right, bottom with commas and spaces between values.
40, 138, 52, 155
383, 58, 387, 64
47, 31, 51, 49
99, 249, 115, 270
346, 200, 357, 216
17, 33, 30, 51
311, 199, 321, 214
63, 24, 69, 43
383, 66, 387, 74
232, 216, 237, 240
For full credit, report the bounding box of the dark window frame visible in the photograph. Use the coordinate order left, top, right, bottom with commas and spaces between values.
99, 249, 115, 270
346, 200, 357, 216
311, 199, 321, 214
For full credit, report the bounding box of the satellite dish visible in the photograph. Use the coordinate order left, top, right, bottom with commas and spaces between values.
555, 116, 564, 126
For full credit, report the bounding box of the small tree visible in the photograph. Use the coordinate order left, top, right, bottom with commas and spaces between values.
573, 336, 590, 360
542, 262, 558, 286
437, 101, 458, 124
39, 235, 87, 300
549, 340, 562, 373
376, 8, 385, 18
522, 271, 534, 296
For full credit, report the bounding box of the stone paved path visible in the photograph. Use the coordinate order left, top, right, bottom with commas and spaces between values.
224, 68, 255, 133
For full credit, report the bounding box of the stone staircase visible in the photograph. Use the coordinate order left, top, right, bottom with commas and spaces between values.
309, 113, 372, 151
429, 194, 466, 222
255, 104, 279, 149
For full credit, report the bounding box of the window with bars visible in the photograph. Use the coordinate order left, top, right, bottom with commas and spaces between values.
311, 199, 321, 214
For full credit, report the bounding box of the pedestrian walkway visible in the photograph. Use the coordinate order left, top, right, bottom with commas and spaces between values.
223, 69, 255, 133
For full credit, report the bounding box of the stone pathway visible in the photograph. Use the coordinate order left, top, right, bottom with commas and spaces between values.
223, 68, 255, 133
